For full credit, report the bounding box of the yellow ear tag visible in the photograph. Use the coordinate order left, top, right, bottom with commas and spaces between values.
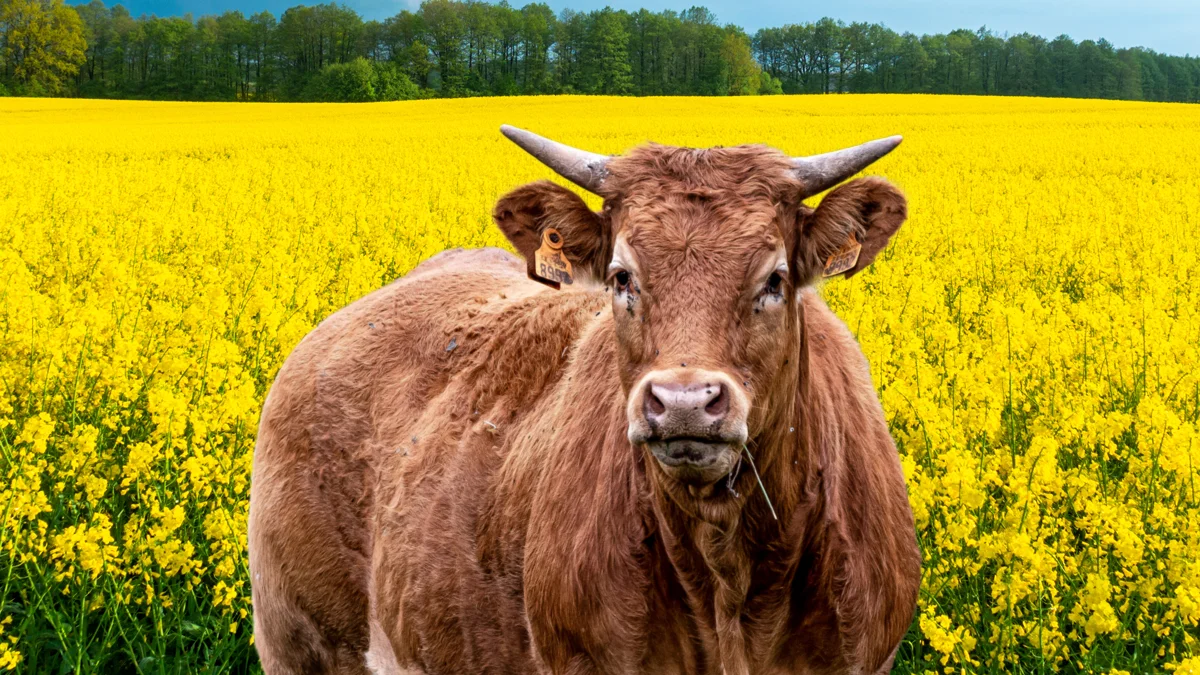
822, 234, 862, 278
534, 228, 574, 288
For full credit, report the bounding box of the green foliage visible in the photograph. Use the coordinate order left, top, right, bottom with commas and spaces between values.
373, 60, 421, 101
304, 57, 421, 102
719, 29, 760, 95
3, 0, 1198, 103
581, 8, 632, 94
753, 19, 1200, 101
0, 0, 87, 93
307, 57, 376, 101
400, 40, 433, 88
758, 71, 782, 95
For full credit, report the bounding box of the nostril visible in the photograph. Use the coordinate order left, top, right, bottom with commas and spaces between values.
646, 388, 666, 418
704, 384, 728, 418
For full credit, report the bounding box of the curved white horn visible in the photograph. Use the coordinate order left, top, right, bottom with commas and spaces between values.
501, 125, 611, 193
792, 136, 903, 196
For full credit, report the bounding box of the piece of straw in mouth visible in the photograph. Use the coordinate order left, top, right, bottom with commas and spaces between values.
743, 447, 778, 521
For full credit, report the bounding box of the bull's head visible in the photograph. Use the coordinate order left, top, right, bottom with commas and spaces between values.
494, 126, 906, 492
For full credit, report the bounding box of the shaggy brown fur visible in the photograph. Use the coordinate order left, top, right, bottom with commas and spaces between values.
249, 142, 921, 675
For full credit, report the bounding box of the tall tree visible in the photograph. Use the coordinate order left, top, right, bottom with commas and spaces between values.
74, 0, 109, 90
1, 0, 86, 92
811, 17, 840, 93
581, 7, 630, 94
718, 27, 757, 95
519, 3, 554, 92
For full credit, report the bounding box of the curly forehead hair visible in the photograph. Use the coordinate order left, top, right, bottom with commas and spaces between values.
600, 143, 801, 204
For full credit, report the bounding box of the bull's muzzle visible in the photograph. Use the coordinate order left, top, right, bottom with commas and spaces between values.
628, 368, 749, 485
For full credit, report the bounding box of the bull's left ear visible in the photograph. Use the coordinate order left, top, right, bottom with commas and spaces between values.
793, 177, 907, 284
493, 180, 611, 288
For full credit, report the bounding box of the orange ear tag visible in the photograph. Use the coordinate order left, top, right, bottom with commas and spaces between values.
822, 234, 862, 278
534, 228, 574, 288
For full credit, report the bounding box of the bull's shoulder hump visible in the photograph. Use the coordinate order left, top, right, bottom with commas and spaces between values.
271, 246, 608, 427
401, 246, 524, 282
290, 247, 529, 360
265, 247, 533, 412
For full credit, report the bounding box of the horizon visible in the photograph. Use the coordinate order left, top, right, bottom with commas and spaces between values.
96, 0, 1200, 56
88, 0, 1198, 57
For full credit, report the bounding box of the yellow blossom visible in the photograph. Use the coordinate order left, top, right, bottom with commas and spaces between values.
2, 94, 1199, 672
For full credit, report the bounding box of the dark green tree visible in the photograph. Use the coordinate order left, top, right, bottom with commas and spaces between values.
9, 0, 1195, 103
580, 7, 630, 94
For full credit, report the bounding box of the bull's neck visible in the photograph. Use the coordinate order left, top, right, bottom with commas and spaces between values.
644, 304, 822, 674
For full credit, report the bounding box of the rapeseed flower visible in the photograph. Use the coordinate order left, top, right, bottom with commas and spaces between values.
1, 94, 1199, 672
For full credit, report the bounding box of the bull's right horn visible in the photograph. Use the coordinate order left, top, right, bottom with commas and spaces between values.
501, 125, 611, 194
791, 136, 903, 197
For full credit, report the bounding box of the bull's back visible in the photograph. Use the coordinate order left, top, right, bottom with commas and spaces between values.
249, 247, 608, 673
248, 248, 537, 672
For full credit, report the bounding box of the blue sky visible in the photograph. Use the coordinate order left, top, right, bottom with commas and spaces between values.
119, 0, 1198, 57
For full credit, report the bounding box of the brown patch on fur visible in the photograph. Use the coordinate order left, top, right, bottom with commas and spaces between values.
250, 142, 920, 675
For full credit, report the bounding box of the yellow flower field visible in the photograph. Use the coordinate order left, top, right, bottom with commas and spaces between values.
2, 94, 1200, 673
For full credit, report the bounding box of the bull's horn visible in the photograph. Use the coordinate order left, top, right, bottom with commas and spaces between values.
501, 125, 611, 193
792, 136, 903, 196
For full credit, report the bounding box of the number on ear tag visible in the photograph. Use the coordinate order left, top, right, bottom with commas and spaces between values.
534, 228, 574, 288
822, 234, 861, 278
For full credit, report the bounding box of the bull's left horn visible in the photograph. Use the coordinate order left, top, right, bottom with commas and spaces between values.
792, 136, 903, 197
501, 125, 611, 194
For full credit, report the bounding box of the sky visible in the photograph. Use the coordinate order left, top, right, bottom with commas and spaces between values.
118, 0, 1199, 57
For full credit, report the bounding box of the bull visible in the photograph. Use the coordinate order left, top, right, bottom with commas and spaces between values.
249, 126, 922, 674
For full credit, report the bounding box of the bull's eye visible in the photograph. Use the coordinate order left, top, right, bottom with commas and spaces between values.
614, 269, 631, 292
765, 271, 784, 296
754, 268, 787, 312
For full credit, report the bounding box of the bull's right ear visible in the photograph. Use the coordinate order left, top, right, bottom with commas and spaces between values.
493, 180, 610, 288
792, 177, 907, 285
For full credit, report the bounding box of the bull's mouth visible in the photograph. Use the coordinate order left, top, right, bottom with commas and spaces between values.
647, 438, 740, 486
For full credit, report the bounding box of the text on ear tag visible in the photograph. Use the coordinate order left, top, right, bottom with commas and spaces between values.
822, 234, 862, 278
534, 228, 574, 288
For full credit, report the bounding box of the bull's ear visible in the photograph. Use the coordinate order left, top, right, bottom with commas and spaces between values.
493, 180, 610, 288
793, 176, 907, 284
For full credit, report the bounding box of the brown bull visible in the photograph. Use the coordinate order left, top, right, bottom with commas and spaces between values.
248, 126, 922, 675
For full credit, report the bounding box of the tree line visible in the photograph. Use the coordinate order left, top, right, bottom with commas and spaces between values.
1, 0, 1198, 102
